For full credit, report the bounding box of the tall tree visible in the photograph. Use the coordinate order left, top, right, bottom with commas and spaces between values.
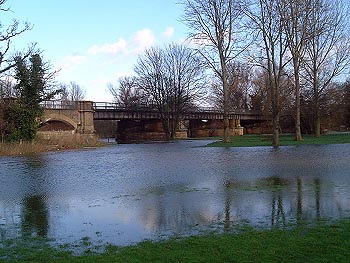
302, 0, 350, 137
211, 60, 252, 111
134, 43, 205, 140
180, 0, 248, 142
278, 0, 312, 141
245, 0, 290, 146
163, 43, 206, 137
6, 53, 58, 141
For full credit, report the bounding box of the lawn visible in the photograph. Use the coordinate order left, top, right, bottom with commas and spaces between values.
1, 220, 349, 263
206, 133, 350, 147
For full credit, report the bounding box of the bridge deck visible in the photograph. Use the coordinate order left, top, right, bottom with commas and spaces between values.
93, 102, 267, 121
40, 101, 269, 121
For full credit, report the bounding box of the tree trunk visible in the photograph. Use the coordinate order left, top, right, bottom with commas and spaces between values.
221, 55, 230, 143
293, 60, 303, 141
170, 117, 178, 140
315, 108, 321, 137
313, 80, 321, 137
272, 79, 280, 147
273, 114, 280, 147
295, 92, 302, 141
161, 117, 171, 141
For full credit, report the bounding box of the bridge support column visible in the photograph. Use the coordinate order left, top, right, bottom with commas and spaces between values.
117, 120, 166, 142
77, 101, 95, 134
117, 119, 189, 143
188, 119, 244, 138
175, 120, 188, 139
39, 101, 97, 144
231, 119, 244, 136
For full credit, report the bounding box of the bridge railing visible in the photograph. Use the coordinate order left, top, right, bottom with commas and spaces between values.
93, 102, 261, 116
40, 100, 78, 110
93, 102, 122, 110
41, 100, 264, 117
93, 102, 161, 111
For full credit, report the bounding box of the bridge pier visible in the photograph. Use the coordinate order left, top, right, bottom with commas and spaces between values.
188, 119, 243, 138
38, 101, 96, 144
117, 119, 188, 143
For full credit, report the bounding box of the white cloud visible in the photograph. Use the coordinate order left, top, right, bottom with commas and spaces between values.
60, 55, 87, 70
163, 27, 175, 39
132, 28, 156, 51
86, 28, 156, 57
87, 38, 128, 55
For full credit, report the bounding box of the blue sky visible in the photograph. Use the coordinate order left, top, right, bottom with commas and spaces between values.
6, 0, 187, 101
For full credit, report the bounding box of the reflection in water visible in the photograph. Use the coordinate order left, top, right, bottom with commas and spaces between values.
22, 196, 48, 238
138, 185, 211, 234
270, 177, 286, 227
21, 155, 49, 238
315, 179, 320, 221
0, 141, 350, 246
223, 180, 233, 231
297, 177, 303, 224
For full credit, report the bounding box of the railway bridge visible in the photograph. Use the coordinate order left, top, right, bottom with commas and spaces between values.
38, 101, 271, 142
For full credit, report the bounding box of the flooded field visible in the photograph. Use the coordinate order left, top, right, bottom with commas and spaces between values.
1, 140, 350, 246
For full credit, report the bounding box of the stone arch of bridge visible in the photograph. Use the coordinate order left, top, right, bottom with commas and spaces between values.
41, 113, 78, 130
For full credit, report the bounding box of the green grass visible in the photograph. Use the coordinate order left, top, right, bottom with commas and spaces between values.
206, 133, 350, 147
1, 220, 350, 262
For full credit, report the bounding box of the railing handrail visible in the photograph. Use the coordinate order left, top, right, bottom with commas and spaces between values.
41, 100, 263, 116
40, 100, 78, 110
92, 102, 261, 115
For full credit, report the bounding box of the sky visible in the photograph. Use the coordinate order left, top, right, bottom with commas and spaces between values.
5, 0, 188, 102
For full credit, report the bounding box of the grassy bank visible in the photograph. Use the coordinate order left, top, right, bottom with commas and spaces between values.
0, 140, 104, 157
206, 133, 350, 147
1, 220, 349, 262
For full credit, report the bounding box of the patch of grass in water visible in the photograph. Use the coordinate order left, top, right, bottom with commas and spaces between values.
206, 133, 350, 147
224, 177, 290, 192
141, 184, 210, 196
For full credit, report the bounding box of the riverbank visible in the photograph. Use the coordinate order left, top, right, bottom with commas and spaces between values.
206, 133, 350, 147
2, 134, 349, 156
0, 140, 104, 157
1, 219, 349, 262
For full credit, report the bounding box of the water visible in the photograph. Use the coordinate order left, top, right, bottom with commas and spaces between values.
0, 140, 350, 247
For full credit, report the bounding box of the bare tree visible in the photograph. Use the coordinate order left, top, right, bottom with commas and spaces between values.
59, 81, 86, 101
0, 76, 16, 99
211, 60, 252, 111
278, 0, 313, 141
108, 76, 147, 108
0, 0, 32, 75
163, 43, 206, 136
180, 0, 248, 143
245, 0, 291, 146
134, 43, 205, 140
68, 81, 86, 101
302, 0, 350, 137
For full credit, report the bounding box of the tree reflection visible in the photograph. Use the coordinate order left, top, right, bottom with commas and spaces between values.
297, 177, 303, 224
270, 177, 286, 227
20, 155, 49, 238
223, 180, 233, 231
21, 195, 48, 238
139, 185, 210, 233
314, 179, 321, 221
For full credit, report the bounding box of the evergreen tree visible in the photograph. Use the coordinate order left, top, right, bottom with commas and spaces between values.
6, 53, 56, 141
